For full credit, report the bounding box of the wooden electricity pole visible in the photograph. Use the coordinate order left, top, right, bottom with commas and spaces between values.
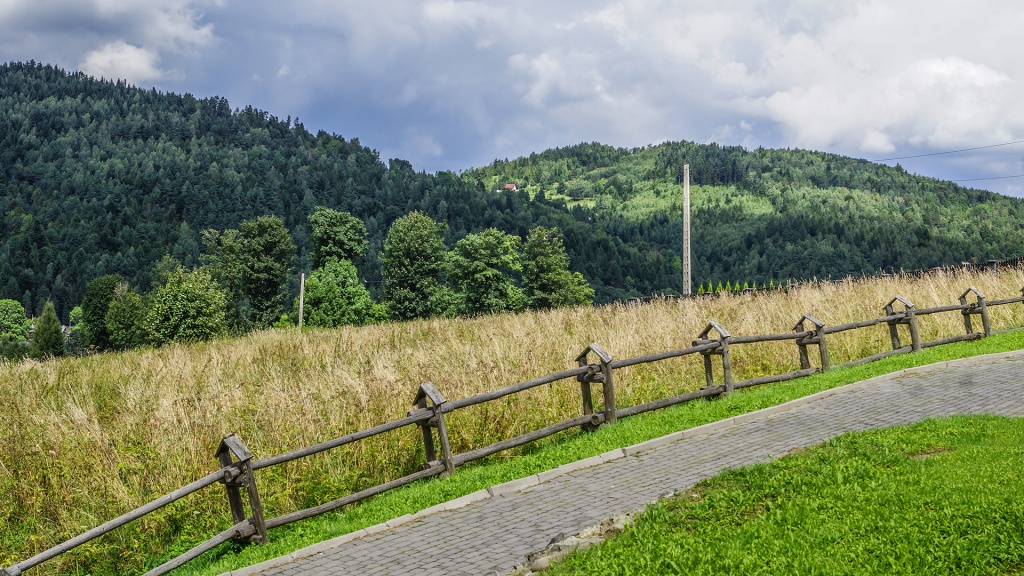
298, 273, 305, 329
682, 164, 691, 296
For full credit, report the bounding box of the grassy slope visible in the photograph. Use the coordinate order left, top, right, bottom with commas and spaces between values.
3, 268, 1024, 575
548, 415, 1024, 575
181, 331, 1024, 575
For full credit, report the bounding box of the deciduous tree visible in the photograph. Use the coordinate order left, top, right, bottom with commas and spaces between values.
381, 212, 455, 320
521, 227, 594, 309
309, 206, 367, 268
448, 228, 525, 315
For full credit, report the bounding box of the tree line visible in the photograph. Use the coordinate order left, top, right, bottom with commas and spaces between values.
3, 62, 1024, 321
0, 207, 593, 359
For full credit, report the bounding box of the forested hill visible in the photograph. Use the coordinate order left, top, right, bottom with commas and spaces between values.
3, 62, 1024, 318
469, 142, 1024, 290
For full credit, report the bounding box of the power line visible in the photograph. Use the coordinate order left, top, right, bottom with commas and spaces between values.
952, 174, 1024, 183
871, 139, 1024, 162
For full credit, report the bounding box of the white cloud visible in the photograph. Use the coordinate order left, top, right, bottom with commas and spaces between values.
5, 0, 1024, 194
80, 41, 167, 83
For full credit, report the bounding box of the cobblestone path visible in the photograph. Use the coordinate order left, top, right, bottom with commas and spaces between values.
246, 352, 1024, 576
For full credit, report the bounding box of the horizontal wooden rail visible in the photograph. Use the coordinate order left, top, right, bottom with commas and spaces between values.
921, 332, 983, 349
842, 345, 913, 367
8, 283, 1023, 576
914, 303, 968, 315
730, 331, 813, 344
989, 296, 1024, 306
8, 469, 226, 575
443, 366, 590, 412
610, 341, 720, 369
143, 521, 254, 576
452, 413, 605, 467
252, 408, 433, 470
616, 385, 725, 419
264, 463, 446, 529
734, 367, 820, 390
823, 314, 905, 334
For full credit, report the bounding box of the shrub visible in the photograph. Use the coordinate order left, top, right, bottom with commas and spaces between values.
144, 268, 227, 346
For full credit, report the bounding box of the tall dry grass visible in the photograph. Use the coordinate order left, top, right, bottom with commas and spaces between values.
2, 267, 1023, 573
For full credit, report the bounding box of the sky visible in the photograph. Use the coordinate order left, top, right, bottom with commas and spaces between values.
2, 0, 1024, 196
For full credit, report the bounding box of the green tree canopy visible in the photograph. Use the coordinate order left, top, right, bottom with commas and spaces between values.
0, 299, 29, 342
105, 283, 147, 350
448, 228, 526, 315
521, 227, 594, 309
144, 267, 227, 346
30, 300, 64, 359
203, 215, 295, 329
381, 211, 455, 320
309, 206, 368, 268
81, 274, 123, 350
296, 258, 374, 327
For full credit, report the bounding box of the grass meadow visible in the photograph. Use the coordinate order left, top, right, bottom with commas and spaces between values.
2, 266, 1023, 574
547, 415, 1024, 575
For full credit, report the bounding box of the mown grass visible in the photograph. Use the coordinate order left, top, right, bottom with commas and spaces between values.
2, 267, 1023, 575
179, 330, 1024, 575
546, 414, 1024, 575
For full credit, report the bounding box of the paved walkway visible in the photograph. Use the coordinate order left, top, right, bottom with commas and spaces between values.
242, 351, 1024, 576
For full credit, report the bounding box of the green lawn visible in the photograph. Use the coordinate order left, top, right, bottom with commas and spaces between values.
548, 415, 1024, 575
175, 330, 1024, 576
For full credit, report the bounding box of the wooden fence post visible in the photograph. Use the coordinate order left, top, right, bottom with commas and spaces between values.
959, 287, 992, 337
885, 296, 920, 352
794, 314, 830, 371
413, 383, 454, 474
216, 435, 268, 544
576, 343, 616, 426
696, 321, 733, 394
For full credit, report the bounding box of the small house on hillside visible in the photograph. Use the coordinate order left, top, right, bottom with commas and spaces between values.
504, 183, 518, 191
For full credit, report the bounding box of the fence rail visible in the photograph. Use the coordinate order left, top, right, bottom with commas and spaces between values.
4, 285, 1024, 576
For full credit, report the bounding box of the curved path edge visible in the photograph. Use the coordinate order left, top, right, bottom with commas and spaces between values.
221, 350, 1024, 576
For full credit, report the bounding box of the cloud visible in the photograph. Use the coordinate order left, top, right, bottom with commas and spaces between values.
1, 0, 217, 83
80, 41, 167, 83
3, 0, 1024, 195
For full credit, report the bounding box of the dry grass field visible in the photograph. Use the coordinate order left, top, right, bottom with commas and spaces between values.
2, 267, 1023, 573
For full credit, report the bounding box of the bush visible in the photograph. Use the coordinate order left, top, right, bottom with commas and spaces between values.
105, 283, 147, 350
296, 259, 374, 327
144, 268, 228, 346
0, 299, 29, 342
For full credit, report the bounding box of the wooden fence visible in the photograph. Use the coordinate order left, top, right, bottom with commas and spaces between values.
3, 285, 1024, 576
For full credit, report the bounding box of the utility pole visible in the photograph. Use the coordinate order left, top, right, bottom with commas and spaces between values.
298, 273, 305, 329
682, 164, 691, 296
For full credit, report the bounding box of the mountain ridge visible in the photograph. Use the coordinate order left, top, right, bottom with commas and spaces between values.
2, 61, 1022, 316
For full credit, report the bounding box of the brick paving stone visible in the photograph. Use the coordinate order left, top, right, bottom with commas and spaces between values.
248, 352, 1024, 576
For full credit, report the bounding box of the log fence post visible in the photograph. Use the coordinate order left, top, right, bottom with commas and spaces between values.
413, 383, 454, 475
576, 343, 616, 427
794, 314, 830, 371
216, 435, 268, 545
696, 321, 733, 394
885, 296, 920, 352
959, 287, 992, 337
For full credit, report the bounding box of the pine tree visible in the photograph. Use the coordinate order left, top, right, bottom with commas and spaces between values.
30, 300, 64, 359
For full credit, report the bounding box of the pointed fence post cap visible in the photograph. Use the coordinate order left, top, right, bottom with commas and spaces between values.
885, 295, 914, 311
216, 434, 253, 464
794, 313, 825, 332
576, 343, 612, 364
413, 381, 447, 407
698, 320, 731, 340
959, 286, 985, 302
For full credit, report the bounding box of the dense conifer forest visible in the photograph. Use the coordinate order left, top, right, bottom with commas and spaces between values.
3, 61, 1024, 318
